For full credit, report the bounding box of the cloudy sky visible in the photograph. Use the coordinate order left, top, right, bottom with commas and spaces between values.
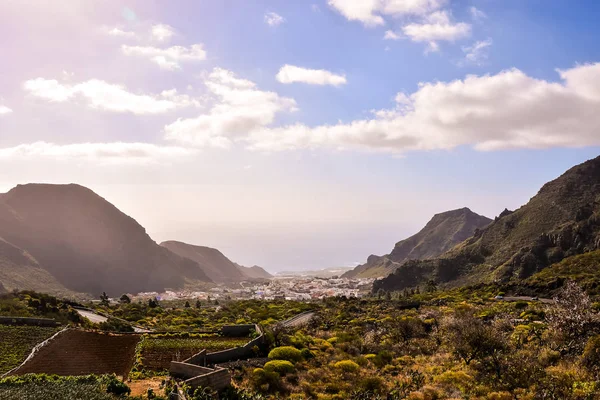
1, 0, 599, 272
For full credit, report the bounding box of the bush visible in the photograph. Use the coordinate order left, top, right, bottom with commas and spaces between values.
103, 375, 131, 396
581, 335, 600, 374
334, 360, 360, 373
264, 360, 295, 375
268, 346, 303, 363
251, 368, 282, 393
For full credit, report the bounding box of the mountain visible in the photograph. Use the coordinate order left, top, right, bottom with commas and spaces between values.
237, 264, 273, 280
160, 241, 271, 282
0, 184, 211, 296
0, 237, 75, 296
374, 155, 600, 293
344, 208, 492, 279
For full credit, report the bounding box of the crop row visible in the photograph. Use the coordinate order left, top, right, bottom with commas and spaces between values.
0, 325, 59, 374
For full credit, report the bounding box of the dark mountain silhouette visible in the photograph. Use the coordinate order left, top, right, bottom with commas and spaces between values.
374, 155, 600, 292
160, 241, 271, 282
344, 208, 492, 279
0, 184, 211, 296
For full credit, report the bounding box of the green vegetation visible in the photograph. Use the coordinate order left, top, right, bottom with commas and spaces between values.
0, 290, 83, 324
268, 346, 303, 363
527, 250, 600, 295
0, 325, 59, 374
96, 299, 314, 331
264, 360, 295, 374
0, 374, 129, 400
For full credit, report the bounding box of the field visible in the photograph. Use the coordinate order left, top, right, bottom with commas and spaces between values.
0, 325, 59, 375
12, 330, 140, 377
137, 334, 250, 371
0, 374, 128, 400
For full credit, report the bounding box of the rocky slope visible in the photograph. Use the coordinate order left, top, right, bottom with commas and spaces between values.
0, 184, 211, 296
161, 241, 271, 282
344, 208, 492, 279
374, 155, 600, 292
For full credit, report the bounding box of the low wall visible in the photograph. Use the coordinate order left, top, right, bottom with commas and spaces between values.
0, 316, 61, 327
221, 324, 256, 337
185, 368, 231, 391
170, 361, 214, 378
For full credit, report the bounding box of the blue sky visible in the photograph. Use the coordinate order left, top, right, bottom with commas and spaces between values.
0, 0, 599, 271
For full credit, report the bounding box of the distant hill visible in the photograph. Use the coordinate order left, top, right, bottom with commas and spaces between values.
237, 264, 273, 280
374, 155, 600, 293
276, 267, 355, 279
344, 208, 492, 279
161, 241, 271, 282
0, 184, 211, 296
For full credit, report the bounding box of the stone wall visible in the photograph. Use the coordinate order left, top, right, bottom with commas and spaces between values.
170, 361, 214, 378
184, 368, 231, 391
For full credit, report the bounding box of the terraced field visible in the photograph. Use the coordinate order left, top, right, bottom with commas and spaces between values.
12, 330, 140, 377
139, 335, 249, 371
0, 325, 59, 375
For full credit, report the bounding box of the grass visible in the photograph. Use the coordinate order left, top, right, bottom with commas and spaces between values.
0, 325, 59, 374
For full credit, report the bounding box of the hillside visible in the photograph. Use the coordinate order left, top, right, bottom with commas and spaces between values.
0, 237, 76, 296
237, 264, 273, 280
0, 184, 211, 296
374, 155, 600, 292
344, 208, 492, 279
161, 241, 270, 282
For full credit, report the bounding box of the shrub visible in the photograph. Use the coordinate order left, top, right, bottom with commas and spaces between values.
581, 335, 600, 374
251, 368, 282, 393
268, 346, 303, 363
264, 360, 295, 375
358, 376, 385, 394
334, 360, 360, 373
102, 375, 131, 396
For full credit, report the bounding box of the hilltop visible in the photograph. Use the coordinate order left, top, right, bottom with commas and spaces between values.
161, 241, 272, 282
0, 184, 212, 296
374, 155, 600, 292
344, 208, 492, 279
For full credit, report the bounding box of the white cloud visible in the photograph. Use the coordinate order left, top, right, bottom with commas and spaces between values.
264, 12, 285, 27
164, 68, 297, 148
328, 0, 445, 27
276, 65, 347, 86
244, 63, 600, 153
0, 105, 12, 115
384, 30, 401, 40
0, 142, 196, 165
461, 38, 492, 66
403, 11, 471, 42
470, 6, 487, 21
151, 24, 175, 42
24, 78, 201, 114
122, 44, 207, 70
105, 27, 137, 38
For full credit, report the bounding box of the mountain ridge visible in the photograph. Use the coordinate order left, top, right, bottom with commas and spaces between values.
344, 207, 492, 279
0, 183, 212, 296
374, 155, 600, 292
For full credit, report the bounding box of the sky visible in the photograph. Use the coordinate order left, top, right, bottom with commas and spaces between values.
1, 0, 600, 272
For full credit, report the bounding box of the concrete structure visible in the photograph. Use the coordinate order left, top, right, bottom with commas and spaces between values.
169, 324, 265, 391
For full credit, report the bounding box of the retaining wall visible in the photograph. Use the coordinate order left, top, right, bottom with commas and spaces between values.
184, 368, 231, 391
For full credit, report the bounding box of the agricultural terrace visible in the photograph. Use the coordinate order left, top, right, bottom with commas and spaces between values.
12, 330, 140, 377
0, 325, 59, 375
0, 374, 131, 400
132, 333, 251, 374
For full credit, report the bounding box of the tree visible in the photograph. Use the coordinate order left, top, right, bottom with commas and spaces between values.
119, 294, 131, 304
425, 280, 437, 293
185, 301, 191, 308
148, 297, 159, 308
100, 292, 109, 306
546, 281, 599, 353
195, 300, 202, 308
